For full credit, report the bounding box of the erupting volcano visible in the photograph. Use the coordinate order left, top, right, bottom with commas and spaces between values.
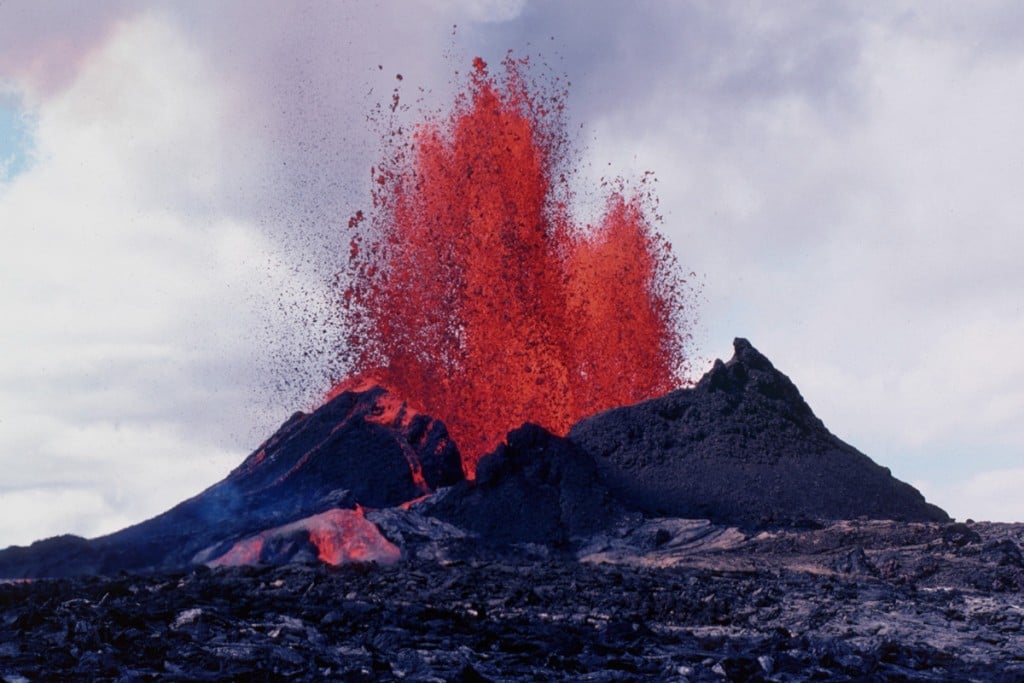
6, 37, 1020, 683
334, 56, 695, 474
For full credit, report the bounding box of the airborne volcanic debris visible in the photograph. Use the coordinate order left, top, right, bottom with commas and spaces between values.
568, 338, 950, 527
337, 55, 695, 474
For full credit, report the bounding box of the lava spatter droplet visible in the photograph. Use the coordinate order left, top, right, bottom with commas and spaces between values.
335, 55, 696, 476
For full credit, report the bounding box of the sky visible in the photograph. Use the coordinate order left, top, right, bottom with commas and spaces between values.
2, 1, 1023, 547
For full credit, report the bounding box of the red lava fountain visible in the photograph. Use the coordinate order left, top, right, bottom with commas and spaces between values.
333, 56, 695, 476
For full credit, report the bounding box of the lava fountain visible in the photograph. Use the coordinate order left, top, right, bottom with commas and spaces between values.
333, 55, 697, 475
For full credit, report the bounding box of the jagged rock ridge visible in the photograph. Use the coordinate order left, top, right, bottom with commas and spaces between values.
425, 423, 626, 545
568, 338, 949, 526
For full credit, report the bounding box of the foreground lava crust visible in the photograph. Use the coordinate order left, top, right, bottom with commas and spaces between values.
3, 526, 1024, 682
3, 340, 1023, 680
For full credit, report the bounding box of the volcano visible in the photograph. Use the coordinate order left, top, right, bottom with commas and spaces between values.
569, 338, 950, 526
0, 386, 461, 578
10, 342, 1024, 683
0, 339, 947, 579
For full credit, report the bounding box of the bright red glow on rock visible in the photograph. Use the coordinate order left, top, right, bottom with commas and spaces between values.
307, 508, 401, 565
205, 509, 400, 568
337, 55, 695, 475
325, 376, 444, 495
207, 536, 265, 568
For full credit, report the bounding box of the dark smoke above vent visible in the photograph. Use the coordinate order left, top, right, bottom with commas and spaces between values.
568, 338, 949, 526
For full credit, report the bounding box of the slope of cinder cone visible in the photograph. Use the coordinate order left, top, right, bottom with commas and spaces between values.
221, 384, 462, 510
0, 386, 462, 577
568, 338, 949, 527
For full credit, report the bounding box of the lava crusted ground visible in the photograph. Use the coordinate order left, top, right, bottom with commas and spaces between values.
2, 520, 1023, 682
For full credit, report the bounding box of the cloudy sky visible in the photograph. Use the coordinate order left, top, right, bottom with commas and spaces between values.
2, 1, 1023, 546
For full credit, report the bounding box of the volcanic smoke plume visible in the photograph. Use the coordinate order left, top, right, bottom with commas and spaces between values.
335, 56, 697, 474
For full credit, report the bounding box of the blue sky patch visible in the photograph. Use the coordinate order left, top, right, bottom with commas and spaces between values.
0, 93, 36, 182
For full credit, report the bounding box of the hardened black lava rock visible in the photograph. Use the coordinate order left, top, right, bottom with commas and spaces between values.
568, 338, 949, 527
426, 423, 626, 545
0, 386, 462, 578
221, 384, 462, 509
2, 521, 1023, 683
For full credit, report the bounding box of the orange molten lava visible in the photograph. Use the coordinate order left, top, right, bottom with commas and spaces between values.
206, 509, 400, 568
336, 56, 694, 475
307, 507, 401, 565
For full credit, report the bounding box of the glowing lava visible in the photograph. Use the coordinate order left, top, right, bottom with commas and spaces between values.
336, 55, 695, 475
205, 508, 400, 568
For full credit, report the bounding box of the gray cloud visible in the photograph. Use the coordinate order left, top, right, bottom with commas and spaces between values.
468, 3, 866, 125
0, 0, 138, 97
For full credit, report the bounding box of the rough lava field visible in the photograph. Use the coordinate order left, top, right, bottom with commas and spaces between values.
2, 340, 1023, 682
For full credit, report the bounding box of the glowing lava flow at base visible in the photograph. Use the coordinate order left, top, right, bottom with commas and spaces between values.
207, 508, 401, 568
334, 55, 697, 476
